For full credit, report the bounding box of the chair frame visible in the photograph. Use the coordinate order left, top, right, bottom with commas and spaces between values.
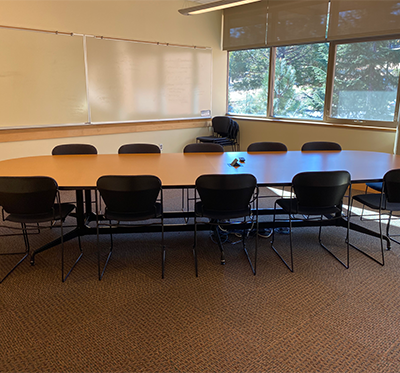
271, 171, 351, 272
182, 143, 224, 222
301, 141, 342, 151
52, 143, 99, 224
193, 174, 259, 276
349, 170, 400, 266
95, 175, 164, 280
247, 142, 287, 153
0, 176, 82, 283
196, 117, 239, 151
118, 143, 161, 154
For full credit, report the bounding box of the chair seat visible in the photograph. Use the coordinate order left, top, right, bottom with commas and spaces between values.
353, 193, 400, 212
5, 203, 75, 224
104, 202, 162, 222
276, 198, 342, 216
365, 182, 383, 192
195, 201, 251, 220
196, 136, 226, 143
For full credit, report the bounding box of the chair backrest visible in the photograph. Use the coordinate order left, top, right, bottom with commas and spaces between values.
227, 120, 239, 140
97, 175, 161, 215
183, 143, 224, 153
0, 176, 57, 216
247, 142, 287, 152
212, 116, 232, 137
301, 141, 342, 151
383, 169, 400, 203
52, 144, 98, 155
292, 171, 350, 209
196, 174, 257, 216
118, 143, 161, 154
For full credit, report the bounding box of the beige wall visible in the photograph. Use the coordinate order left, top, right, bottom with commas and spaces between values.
0, 1, 396, 161
237, 119, 396, 152
0, 0, 225, 160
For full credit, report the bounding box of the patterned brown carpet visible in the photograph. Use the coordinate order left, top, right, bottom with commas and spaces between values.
1, 189, 400, 372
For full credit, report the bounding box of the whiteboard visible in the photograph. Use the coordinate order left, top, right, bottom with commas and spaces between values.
86, 37, 212, 123
0, 26, 212, 129
0, 28, 88, 128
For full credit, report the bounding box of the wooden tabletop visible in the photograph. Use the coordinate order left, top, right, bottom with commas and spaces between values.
0, 150, 399, 189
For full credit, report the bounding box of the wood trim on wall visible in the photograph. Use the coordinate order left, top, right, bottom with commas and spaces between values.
0, 119, 210, 143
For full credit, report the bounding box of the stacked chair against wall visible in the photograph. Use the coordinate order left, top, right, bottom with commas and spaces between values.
271, 170, 351, 272
118, 143, 161, 154
0, 176, 82, 283
193, 174, 258, 276
350, 169, 400, 266
95, 175, 164, 280
182, 143, 224, 222
196, 116, 239, 151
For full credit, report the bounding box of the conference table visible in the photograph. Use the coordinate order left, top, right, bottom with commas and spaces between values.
1, 150, 400, 261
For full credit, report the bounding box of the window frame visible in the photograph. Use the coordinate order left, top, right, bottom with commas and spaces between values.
226, 35, 400, 129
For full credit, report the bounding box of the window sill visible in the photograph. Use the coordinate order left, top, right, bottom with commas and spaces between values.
228, 115, 397, 132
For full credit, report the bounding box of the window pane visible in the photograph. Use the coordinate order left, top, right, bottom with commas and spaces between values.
273, 43, 328, 120
227, 49, 269, 116
332, 40, 400, 122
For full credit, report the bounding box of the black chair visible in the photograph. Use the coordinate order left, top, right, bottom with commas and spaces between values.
0, 176, 82, 283
52, 144, 98, 155
360, 182, 383, 220
196, 116, 239, 151
183, 143, 224, 153
301, 141, 342, 151
52, 143, 98, 220
95, 175, 164, 280
118, 143, 161, 154
271, 171, 351, 272
247, 142, 288, 216
182, 143, 224, 222
350, 169, 400, 266
247, 142, 288, 152
194, 174, 258, 276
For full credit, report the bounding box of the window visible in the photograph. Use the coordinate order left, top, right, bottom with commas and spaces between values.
227, 48, 270, 116
224, 0, 400, 127
273, 44, 328, 120
331, 39, 400, 122
226, 38, 400, 127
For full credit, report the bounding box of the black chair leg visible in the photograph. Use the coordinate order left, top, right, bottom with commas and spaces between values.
386, 211, 400, 246
271, 203, 294, 272
161, 217, 166, 279
242, 226, 256, 275
97, 221, 113, 281
318, 224, 349, 269
193, 217, 199, 277
348, 199, 385, 266
61, 222, 83, 283
215, 226, 225, 265
0, 225, 30, 283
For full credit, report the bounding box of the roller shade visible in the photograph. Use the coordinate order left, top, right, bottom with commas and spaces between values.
267, 0, 329, 46
223, 0, 268, 51
328, 0, 400, 41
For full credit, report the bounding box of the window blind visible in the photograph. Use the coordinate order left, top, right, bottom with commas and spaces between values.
266, 0, 329, 46
223, 0, 268, 51
328, 0, 400, 41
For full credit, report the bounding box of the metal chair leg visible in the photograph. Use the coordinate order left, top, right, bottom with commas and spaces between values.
0, 223, 30, 284
271, 201, 294, 272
